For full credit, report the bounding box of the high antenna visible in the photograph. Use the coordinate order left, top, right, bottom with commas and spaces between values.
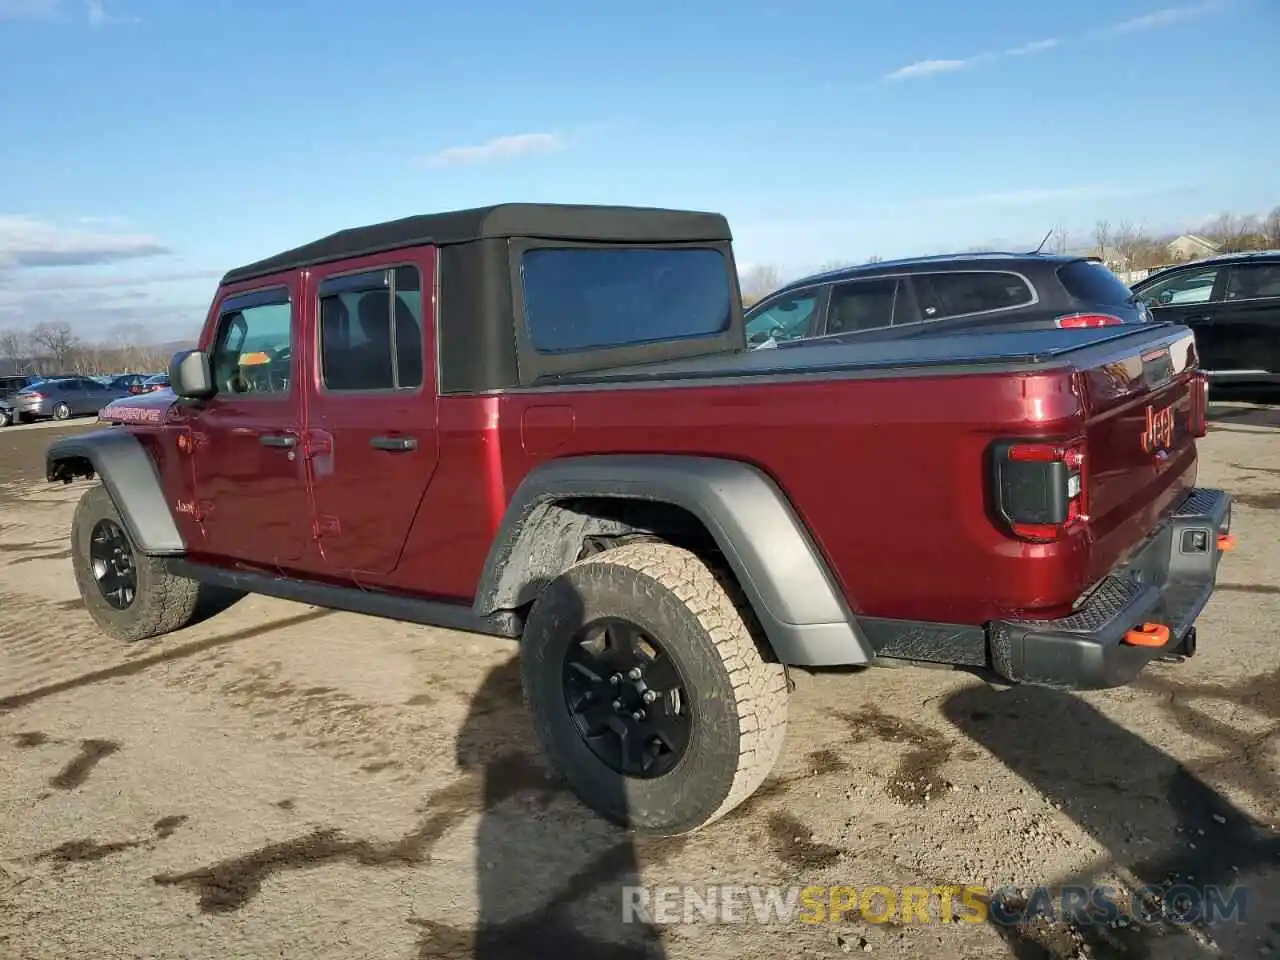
1030, 228, 1054, 255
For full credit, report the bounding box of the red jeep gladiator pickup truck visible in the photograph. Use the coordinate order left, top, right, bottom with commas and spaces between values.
46, 203, 1232, 835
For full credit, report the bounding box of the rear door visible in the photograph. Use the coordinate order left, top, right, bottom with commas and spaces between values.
1217, 261, 1280, 378
822, 277, 900, 336
304, 251, 439, 577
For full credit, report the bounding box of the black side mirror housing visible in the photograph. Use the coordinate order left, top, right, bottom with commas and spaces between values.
169, 349, 215, 400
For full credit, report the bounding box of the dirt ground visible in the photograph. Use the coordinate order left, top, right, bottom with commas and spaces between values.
1, 401, 1278, 960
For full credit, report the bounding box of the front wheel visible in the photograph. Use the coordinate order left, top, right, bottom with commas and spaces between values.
71, 484, 221, 642
520, 541, 790, 836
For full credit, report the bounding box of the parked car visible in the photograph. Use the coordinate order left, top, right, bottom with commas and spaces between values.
52, 202, 1230, 837
0, 375, 43, 427
129, 373, 170, 394
0, 374, 41, 398
744, 252, 1151, 347
1130, 250, 1280, 385
7, 376, 133, 423
102, 373, 150, 391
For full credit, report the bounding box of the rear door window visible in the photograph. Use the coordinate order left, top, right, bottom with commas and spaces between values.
1224, 263, 1280, 301
912, 271, 1035, 320
1056, 260, 1135, 306
827, 278, 897, 333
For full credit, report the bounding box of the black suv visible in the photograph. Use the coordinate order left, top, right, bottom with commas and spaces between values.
1130, 250, 1280, 385
744, 253, 1150, 347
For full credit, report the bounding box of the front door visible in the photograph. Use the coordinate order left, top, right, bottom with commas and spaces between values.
1139, 264, 1230, 371
304, 253, 439, 577
188, 282, 314, 568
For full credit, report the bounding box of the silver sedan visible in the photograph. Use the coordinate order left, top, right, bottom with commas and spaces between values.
7, 377, 133, 423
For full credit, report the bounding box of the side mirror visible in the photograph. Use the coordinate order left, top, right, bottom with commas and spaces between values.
169, 349, 215, 400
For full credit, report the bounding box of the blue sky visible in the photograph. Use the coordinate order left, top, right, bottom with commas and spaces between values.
0, 0, 1276, 338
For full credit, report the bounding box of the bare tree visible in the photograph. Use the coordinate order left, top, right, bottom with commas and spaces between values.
864, 254, 883, 264
1093, 220, 1112, 262
739, 264, 781, 302
0, 328, 30, 373
1113, 219, 1149, 270
29, 321, 81, 371
1204, 212, 1260, 253
1051, 224, 1070, 254
1265, 207, 1280, 249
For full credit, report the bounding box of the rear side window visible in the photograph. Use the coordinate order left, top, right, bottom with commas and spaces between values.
912, 271, 1034, 320
1225, 263, 1280, 300
318, 266, 423, 392
1057, 260, 1134, 306
828, 278, 897, 333
521, 247, 731, 354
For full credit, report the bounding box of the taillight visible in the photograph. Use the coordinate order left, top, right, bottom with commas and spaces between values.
1188, 372, 1208, 438
24, 391, 44, 400
991, 437, 1089, 543
1056, 313, 1123, 329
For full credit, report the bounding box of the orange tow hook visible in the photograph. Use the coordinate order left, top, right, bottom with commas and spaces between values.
1124, 623, 1170, 648
1216, 533, 1237, 553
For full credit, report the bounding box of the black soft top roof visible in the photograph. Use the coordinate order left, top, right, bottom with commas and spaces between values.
221, 202, 733, 284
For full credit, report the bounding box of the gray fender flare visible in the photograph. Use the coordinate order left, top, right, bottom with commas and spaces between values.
472, 455, 872, 667
45, 428, 185, 556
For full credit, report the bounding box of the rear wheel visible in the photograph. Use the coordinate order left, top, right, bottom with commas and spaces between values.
52, 401, 71, 421
0, 407, 11, 428
520, 541, 789, 836
71, 484, 219, 642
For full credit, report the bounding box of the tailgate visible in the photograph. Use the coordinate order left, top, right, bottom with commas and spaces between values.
1076, 327, 1205, 567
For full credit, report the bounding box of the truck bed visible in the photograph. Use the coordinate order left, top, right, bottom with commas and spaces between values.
552, 323, 1188, 385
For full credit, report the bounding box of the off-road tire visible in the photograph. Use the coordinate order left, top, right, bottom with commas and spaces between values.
52, 401, 71, 421
71, 484, 208, 643
520, 541, 789, 836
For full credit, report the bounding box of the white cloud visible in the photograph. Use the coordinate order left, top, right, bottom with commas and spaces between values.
86, 0, 104, 25
1006, 38, 1060, 56
424, 132, 565, 168
883, 59, 972, 82
0, 215, 170, 269
1100, 0, 1226, 36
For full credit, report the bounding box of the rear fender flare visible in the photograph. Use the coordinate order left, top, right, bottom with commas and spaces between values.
45, 428, 185, 556
472, 455, 872, 666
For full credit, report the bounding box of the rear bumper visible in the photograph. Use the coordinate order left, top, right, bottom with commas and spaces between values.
988, 487, 1232, 690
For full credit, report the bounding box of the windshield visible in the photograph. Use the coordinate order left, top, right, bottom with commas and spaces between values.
520, 247, 732, 354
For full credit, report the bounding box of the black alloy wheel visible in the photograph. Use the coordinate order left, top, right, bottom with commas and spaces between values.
562, 616, 692, 779
89, 518, 137, 609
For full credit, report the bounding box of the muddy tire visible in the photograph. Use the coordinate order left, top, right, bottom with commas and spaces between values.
71, 484, 208, 643
520, 541, 789, 836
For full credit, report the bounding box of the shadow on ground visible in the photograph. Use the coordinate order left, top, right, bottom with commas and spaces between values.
943, 683, 1280, 959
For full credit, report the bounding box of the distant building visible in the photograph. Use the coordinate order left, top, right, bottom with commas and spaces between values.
1166, 234, 1220, 261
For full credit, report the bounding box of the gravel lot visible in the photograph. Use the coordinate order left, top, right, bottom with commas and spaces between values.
1, 400, 1278, 960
